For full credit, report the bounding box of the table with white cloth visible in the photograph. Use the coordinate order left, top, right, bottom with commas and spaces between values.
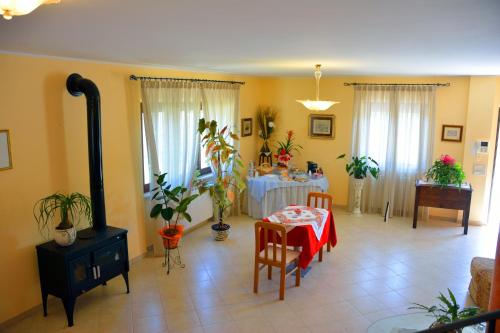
247, 174, 329, 219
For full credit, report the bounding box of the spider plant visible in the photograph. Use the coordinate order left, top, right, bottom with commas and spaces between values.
33, 192, 92, 238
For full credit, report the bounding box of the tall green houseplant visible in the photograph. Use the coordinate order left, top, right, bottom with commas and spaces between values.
197, 118, 245, 241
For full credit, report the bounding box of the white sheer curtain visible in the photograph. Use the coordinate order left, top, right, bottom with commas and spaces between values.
350, 85, 436, 217
201, 82, 241, 215
201, 82, 240, 133
141, 80, 201, 255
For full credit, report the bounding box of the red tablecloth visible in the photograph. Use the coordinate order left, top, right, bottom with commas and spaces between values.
261, 210, 337, 269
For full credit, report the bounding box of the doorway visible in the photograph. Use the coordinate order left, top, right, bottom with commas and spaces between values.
488, 108, 500, 224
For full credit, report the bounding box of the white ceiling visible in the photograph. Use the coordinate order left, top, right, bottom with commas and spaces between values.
0, 0, 499, 76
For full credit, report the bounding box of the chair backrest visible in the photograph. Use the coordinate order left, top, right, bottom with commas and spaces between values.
255, 221, 287, 266
307, 192, 333, 211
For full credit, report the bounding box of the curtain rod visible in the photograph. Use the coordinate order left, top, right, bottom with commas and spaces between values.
129, 74, 245, 85
344, 82, 450, 87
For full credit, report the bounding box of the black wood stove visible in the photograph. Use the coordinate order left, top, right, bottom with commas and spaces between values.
36, 74, 130, 327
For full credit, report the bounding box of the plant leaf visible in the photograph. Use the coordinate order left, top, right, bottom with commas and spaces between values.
150, 204, 163, 218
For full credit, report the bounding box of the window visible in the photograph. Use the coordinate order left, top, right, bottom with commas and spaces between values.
361, 102, 422, 174
141, 109, 211, 193
352, 85, 436, 216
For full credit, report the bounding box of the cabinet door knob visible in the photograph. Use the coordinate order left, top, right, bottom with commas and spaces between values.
92, 266, 97, 279
97, 265, 101, 278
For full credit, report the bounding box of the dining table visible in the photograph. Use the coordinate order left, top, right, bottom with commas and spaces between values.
247, 174, 329, 219
261, 205, 338, 269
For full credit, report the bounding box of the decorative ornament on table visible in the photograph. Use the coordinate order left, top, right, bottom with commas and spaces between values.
256, 106, 277, 165
425, 154, 465, 187
275, 130, 303, 169
337, 154, 380, 216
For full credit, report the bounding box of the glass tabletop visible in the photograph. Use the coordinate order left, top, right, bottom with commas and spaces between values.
367, 312, 485, 333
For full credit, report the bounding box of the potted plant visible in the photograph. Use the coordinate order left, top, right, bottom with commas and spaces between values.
149, 172, 199, 249
33, 192, 92, 246
256, 106, 277, 159
409, 289, 480, 332
337, 154, 380, 215
426, 154, 465, 187
274, 130, 303, 169
196, 118, 245, 241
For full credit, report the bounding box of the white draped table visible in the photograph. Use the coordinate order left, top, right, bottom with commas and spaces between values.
247, 174, 329, 219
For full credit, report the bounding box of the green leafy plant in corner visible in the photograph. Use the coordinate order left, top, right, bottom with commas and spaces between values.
149, 172, 199, 236
33, 192, 92, 238
337, 154, 380, 179
409, 288, 480, 329
195, 118, 246, 231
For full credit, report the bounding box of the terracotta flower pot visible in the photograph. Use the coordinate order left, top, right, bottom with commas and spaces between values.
158, 225, 184, 249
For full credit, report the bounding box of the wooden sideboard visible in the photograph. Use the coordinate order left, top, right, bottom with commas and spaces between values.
413, 180, 472, 235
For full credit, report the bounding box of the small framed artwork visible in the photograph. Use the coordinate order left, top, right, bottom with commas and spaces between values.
441, 125, 463, 142
241, 118, 253, 137
0, 129, 13, 171
309, 114, 335, 139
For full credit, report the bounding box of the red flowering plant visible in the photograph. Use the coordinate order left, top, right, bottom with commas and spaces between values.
274, 130, 303, 167
425, 154, 465, 187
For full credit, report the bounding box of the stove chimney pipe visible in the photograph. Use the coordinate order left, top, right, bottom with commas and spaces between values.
66, 73, 107, 233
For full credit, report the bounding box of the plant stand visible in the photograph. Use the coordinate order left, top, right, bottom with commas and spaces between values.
162, 240, 185, 275
352, 178, 365, 216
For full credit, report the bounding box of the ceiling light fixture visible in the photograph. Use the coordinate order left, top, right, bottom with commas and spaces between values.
0, 0, 60, 20
296, 64, 339, 111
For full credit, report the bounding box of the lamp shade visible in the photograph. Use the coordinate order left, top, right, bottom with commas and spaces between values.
296, 99, 339, 111
296, 64, 339, 111
0, 0, 59, 20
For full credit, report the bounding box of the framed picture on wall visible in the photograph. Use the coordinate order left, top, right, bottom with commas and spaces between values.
0, 129, 13, 171
241, 118, 253, 137
441, 125, 463, 142
309, 114, 335, 139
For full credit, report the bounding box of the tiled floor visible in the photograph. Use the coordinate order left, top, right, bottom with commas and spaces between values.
4, 209, 499, 333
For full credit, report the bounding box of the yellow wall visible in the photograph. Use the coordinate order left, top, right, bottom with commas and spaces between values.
0, 51, 498, 324
259, 76, 471, 209
0, 53, 263, 324
461, 77, 500, 222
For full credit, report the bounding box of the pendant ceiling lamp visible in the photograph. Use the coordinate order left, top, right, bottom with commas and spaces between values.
0, 0, 60, 20
296, 64, 339, 111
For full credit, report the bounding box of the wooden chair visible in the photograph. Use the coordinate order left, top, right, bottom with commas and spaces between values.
254, 221, 301, 300
307, 192, 333, 261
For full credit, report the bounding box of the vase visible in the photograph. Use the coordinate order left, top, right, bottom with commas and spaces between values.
54, 225, 77, 246
352, 178, 365, 216
158, 225, 184, 249
212, 206, 230, 241
211, 223, 230, 241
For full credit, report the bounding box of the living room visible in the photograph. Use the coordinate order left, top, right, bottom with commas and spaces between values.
1, 1, 500, 332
